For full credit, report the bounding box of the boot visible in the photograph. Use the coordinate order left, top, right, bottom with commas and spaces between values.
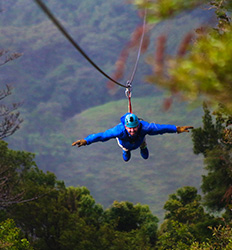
123, 150, 131, 162
140, 140, 149, 159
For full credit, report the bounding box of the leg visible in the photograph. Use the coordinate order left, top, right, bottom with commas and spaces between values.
116, 137, 131, 162
140, 140, 149, 160
123, 150, 131, 162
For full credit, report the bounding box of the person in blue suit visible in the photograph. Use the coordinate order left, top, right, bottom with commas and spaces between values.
72, 113, 193, 162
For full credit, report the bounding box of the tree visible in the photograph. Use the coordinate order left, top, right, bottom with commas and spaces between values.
60, 199, 158, 250
163, 186, 204, 224
6, 171, 65, 250
190, 225, 232, 250
131, 0, 232, 112
158, 220, 196, 250
104, 201, 159, 247
8, 185, 104, 250
0, 218, 33, 250
0, 140, 37, 207
157, 186, 220, 249
0, 49, 22, 139
192, 105, 232, 214
9, 184, 157, 250
192, 103, 224, 156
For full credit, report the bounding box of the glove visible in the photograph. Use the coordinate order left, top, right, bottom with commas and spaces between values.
72, 139, 87, 147
176, 126, 194, 133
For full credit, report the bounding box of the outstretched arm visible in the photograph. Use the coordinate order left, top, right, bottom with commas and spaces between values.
72, 124, 122, 147
143, 121, 193, 135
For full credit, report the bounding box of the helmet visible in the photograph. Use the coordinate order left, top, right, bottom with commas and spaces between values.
125, 113, 139, 128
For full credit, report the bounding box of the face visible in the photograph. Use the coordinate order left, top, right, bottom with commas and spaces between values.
125, 125, 139, 136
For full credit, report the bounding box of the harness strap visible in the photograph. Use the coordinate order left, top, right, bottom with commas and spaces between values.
116, 137, 147, 151
128, 92, 132, 113
125, 81, 132, 113
116, 137, 129, 151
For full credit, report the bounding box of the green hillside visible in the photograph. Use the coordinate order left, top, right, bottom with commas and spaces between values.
58, 96, 204, 219
0, 0, 214, 117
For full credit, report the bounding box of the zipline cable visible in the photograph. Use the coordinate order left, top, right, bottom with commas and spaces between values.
125, 8, 147, 114
128, 8, 147, 85
34, 0, 127, 88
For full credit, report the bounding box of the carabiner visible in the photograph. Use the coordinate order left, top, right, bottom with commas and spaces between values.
125, 80, 132, 98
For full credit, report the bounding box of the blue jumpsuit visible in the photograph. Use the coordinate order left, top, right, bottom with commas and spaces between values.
84, 113, 177, 161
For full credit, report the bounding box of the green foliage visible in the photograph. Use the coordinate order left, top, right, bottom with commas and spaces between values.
190, 225, 232, 250
0, 143, 157, 249
0, 139, 35, 170
192, 103, 224, 156
134, 0, 232, 112
105, 201, 158, 244
6, 184, 159, 250
134, 0, 205, 24
201, 146, 232, 212
192, 105, 232, 213
157, 186, 220, 249
0, 139, 223, 250
7, 182, 68, 249
143, 0, 232, 112
0, 83, 22, 140
0, 140, 36, 207
163, 186, 203, 223
157, 220, 195, 250
162, 24, 232, 111
0, 219, 33, 250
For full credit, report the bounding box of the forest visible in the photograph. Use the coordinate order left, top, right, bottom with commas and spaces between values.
1, 0, 232, 249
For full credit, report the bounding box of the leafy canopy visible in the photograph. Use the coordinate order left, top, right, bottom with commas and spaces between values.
132, 0, 232, 112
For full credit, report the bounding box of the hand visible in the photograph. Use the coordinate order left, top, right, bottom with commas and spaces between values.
72, 139, 87, 147
177, 126, 194, 133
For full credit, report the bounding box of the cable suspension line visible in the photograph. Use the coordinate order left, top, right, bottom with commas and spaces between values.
125, 8, 147, 114
34, 0, 127, 88
128, 8, 147, 85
